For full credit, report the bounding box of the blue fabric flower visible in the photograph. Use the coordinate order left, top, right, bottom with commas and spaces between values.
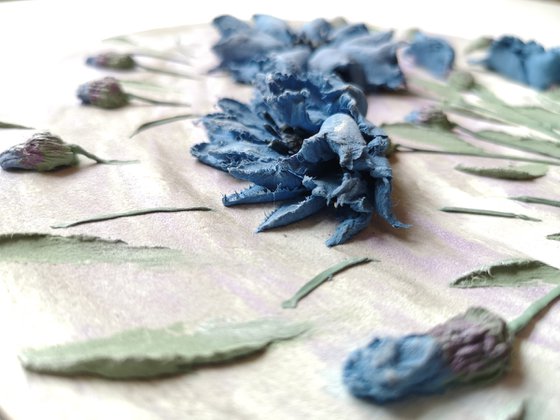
483, 36, 560, 90
211, 15, 405, 92
405, 32, 455, 78
192, 72, 408, 246
343, 307, 513, 403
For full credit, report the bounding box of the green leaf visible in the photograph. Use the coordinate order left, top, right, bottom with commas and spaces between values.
282, 257, 374, 309
440, 207, 541, 222
382, 123, 484, 154
19, 319, 309, 379
450, 259, 560, 288
51, 206, 212, 229
130, 113, 199, 138
454, 163, 548, 180
470, 129, 560, 160
0, 233, 185, 267
509, 196, 560, 208
0, 121, 33, 129
547, 233, 560, 241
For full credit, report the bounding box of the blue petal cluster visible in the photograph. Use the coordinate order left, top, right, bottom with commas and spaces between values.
483, 36, 560, 90
343, 335, 452, 404
192, 72, 408, 246
405, 32, 455, 78
212, 15, 405, 92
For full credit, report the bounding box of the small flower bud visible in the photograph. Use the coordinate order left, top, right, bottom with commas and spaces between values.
405, 106, 456, 130
85, 52, 136, 70
77, 77, 129, 109
448, 70, 476, 91
429, 307, 513, 384
0, 132, 78, 171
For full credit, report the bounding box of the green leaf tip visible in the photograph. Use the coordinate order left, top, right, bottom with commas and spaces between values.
450, 259, 560, 288
282, 257, 374, 309
454, 163, 548, 180
509, 196, 560, 208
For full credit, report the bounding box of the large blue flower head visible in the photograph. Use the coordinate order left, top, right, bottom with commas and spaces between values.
483, 36, 560, 90
343, 307, 513, 403
192, 72, 408, 246
211, 15, 405, 92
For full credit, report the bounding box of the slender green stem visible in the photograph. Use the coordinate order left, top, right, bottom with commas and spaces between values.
127, 93, 191, 108
394, 145, 560, 166
133, 51, 191, 66
135, 63, 199, 80
508, 285, 560, 335
51, 206, 212, 229
130, 113, 201, 138
70, 145, 138, 165
440, 206, 541, 222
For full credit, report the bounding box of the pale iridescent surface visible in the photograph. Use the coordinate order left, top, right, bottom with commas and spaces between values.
0, 16, 560, 420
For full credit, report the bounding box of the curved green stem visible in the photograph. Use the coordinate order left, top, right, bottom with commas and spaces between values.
70, 145, 138, 165
508, 285, 560, 335
127, 93, 191, 108
135, 63, 199, 80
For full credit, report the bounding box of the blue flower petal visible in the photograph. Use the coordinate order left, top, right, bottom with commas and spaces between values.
343, 335, 453, 403
483, 36, 560, 90
326, 210, 372, 247
298, 18, 333, 48
223, 184, 307, 206
405, 32, 455, 78
256, 195, 327, 232
252, 14, 295, 46
212, 15, 251, 37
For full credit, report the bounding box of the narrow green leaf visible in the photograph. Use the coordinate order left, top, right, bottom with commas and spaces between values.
513, 106, 560, 132
0, 121, 33, 129
135, 63, 199, 79
282, 257, 374, 309
407, 76, 463, 104
130, 113, 199, 138
509, 196, 560, 208
127, 93, 191, 108
463, 36, 492, 54
547, 233, 560, 241
469, 129, 560, 160
120, 79, 182, 93
51, 206, 212, 229
450, 259, 560, 288
454, 163, 548, 180
382, 123, 484, 154
19, 319, 309, 379
440, 207, 541, 222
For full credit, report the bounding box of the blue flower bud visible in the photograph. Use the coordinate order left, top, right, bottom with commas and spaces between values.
405, 32, 455, 78
343, 307, 513, 403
